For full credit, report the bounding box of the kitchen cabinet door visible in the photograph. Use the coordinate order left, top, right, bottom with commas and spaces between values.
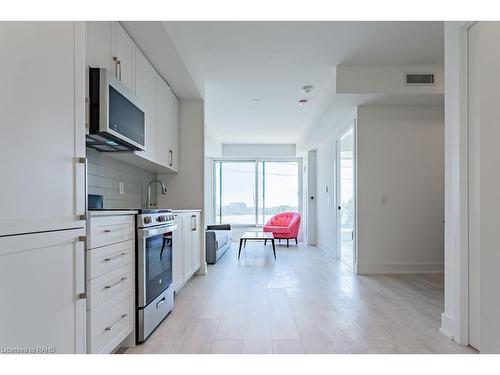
135, 49, 156, 161
172, 215, 184, 291
190, 213, 201, 272
155, 76, 171, 168
0, 229, 86, 353
170, 92, 180, 172
0, 22, 86, 236
87, 22, 135, 92
182, 215, 193, 280
113, 22, 136, 92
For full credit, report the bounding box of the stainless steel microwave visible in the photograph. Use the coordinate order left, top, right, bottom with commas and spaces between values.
87, 67, 145, 152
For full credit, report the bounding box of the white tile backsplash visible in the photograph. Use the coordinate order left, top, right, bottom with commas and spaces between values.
87, 148, 157, 209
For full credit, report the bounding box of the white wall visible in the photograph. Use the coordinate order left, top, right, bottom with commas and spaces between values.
356, 106, 444, 274
158, 99, 204, 210
336, 65, 444, 94
315, 140, 337, 257
222, 143, 296, 159
205, 126, 223, 158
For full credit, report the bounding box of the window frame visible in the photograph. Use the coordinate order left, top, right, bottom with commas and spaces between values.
213, 158, 301, 227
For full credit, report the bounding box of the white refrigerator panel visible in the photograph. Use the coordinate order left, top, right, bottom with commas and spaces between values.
0, 22, 86, 236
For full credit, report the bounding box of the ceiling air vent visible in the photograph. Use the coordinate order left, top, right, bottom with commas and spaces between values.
404, 73, 436, 86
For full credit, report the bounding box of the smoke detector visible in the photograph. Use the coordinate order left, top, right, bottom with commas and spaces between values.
302, 85, 314, 94
298, 99, 308, 107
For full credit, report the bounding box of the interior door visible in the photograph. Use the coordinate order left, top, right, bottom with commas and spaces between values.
0, 229, 86, 353
337, 127, 355, 270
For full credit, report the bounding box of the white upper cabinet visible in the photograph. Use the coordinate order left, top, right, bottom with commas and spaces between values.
87, 22, 135, 92
135, 49, 156, 161
87, 21, 180, 173
155, 75, 171, 168
170, 93, 180, 172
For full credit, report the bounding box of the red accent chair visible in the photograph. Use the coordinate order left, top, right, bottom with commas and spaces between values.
263, 212, 301, 247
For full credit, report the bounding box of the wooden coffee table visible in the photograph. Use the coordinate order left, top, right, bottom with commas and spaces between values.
238, 231, 276, 260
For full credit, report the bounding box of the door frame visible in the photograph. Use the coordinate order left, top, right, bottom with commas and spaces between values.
335, 121, 357, 273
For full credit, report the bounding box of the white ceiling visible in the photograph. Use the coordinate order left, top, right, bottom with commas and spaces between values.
163, 21, 444, 144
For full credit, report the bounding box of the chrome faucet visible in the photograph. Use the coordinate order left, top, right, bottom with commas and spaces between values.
146, 179, 167, 208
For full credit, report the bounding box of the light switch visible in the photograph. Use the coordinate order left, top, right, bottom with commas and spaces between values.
119, 182, 124, 195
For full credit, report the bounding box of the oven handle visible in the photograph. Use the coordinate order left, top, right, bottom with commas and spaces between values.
140, 224, 177, 238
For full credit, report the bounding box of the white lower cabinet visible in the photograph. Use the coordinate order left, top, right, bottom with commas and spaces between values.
172, 211, 202, 292
0, 228, 86, 354
86, 212, 136, 353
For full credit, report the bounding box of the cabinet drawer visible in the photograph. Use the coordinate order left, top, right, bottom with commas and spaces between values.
87, 240, 134, 280
87, 291, 133, 354
89, 215, 134, 249
87, 263, 133, 310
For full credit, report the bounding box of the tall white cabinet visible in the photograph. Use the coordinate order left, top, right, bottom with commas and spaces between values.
87, 21, 180, 174
172, 211, 202, 292
0, 22, 87, 353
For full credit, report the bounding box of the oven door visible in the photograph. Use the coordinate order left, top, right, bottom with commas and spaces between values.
137, 224, 176, 307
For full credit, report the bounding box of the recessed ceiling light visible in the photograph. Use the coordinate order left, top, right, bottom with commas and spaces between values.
302, 85, 314, 94
298, 99, 308, 107
251, 98, 260, 104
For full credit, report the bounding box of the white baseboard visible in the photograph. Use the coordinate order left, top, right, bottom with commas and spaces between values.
316, 241, 337, 259
439, 312, 455, 340
356, 262, 444, 274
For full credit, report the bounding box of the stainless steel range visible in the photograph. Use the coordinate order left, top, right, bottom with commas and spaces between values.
136, 209, 176, 342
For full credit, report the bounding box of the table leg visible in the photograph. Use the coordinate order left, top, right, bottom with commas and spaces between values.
271, 239, 276, 260
238, 239, 243, 260
244, 239, 247, 248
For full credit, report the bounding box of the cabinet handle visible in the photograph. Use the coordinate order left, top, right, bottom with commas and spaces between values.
169, 150, 173, 167
76, 236, 87, 300
105, 314, 127, 332
104, 277, 128, 290
113, 56, 119, 78
103, 229, 111, 233
117, 60, 122, 80
104, 252, 126, 262
192, 215, 197, 231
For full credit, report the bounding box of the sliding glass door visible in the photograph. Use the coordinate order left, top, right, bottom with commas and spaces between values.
214, 160, 299, 226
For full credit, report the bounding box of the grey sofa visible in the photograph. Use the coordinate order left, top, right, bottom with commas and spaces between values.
205, 224, 232, 264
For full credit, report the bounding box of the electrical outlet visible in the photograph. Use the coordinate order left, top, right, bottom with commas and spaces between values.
119, 182, 124, 195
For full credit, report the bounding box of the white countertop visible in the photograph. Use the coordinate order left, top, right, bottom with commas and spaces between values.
172, 209, 202, 213
88, 210, 138, 216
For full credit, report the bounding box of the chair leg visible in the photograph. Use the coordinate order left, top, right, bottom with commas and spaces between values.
287, 239, 289, 247
264, 239, 267, 245
295, 238, 298, 245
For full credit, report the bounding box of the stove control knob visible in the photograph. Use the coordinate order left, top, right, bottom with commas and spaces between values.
157, 216, 166, 222
143, 216, 152, 224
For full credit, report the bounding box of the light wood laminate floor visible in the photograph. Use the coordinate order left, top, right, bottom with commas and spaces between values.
126, 243, 475, 354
